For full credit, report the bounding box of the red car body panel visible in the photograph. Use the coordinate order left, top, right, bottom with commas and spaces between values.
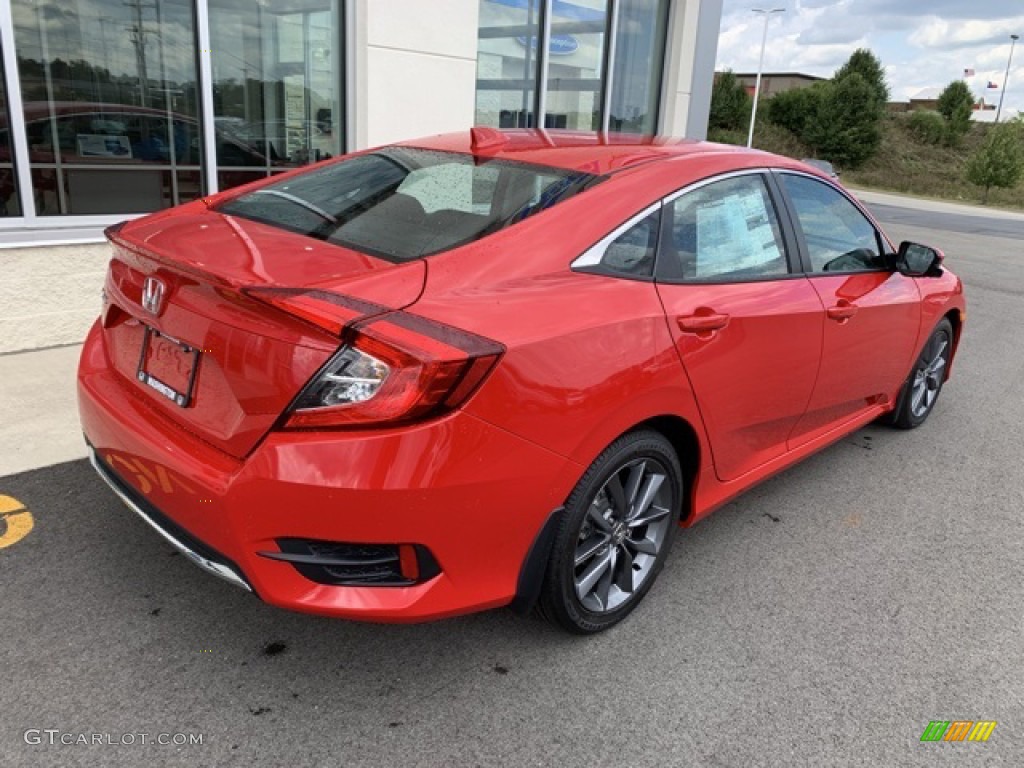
79, 321, 578, 620
792, 272, 922, 444
77, 130, 966, 622
102, 214, 427, 457
656, 278, 824, 482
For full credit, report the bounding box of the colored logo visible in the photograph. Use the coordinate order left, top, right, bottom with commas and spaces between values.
920, 721, 997, 742
515, 34, 579, 55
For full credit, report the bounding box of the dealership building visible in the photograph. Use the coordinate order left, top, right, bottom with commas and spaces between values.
0, 0, 722, 246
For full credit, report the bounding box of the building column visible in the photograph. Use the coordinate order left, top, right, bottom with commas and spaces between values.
659, 0, 723, 139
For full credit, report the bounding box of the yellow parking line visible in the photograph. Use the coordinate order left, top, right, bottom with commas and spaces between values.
0, 495, 34, 549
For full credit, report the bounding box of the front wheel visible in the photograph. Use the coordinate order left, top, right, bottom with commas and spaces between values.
538, 430, 682, 634
891, 318, 953, 429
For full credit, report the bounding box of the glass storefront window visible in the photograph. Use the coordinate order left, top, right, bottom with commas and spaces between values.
608, 0, 669, 134
12, 0, 201, 215
0, 44, 22, 216
545, 0, 608, 130
476, 0, 540, 128
475, 0, 669, 135
209, 0, 344, 191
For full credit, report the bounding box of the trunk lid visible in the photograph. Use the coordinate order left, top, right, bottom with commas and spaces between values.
101, 205, 425, 458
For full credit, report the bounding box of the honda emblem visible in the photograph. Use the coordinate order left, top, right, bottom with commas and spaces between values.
141, 276, 166, 315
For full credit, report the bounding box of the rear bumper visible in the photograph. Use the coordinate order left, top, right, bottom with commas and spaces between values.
87, 446, 253, 593
78, 321, 578, 622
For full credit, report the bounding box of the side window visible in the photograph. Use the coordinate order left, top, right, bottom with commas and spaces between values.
663, 174, 789, 281
597, 208, 661, 277
780, 174, 883, 273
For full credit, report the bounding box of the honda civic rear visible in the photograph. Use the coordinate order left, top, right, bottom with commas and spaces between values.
78, 140, 596, 621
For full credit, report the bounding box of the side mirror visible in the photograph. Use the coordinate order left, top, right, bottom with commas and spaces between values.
896, 241, 944, 277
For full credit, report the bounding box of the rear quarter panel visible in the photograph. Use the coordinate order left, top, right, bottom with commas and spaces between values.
405, 163, 726, 505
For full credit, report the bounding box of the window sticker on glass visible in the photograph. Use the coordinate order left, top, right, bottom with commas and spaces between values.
694, 188, 783, 278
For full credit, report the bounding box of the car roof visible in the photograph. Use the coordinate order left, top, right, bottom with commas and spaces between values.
397, 129, 799, 177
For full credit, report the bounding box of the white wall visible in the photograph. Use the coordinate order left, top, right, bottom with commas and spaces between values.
350, 0, 481, 149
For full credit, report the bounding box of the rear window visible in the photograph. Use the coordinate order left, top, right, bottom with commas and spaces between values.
216, 147, 604, 261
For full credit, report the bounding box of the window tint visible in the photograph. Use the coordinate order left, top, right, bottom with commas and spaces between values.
781, 174, 883, 273
217, 148, 602, 261
598, 209, 661, 277
664, 175, 788, 281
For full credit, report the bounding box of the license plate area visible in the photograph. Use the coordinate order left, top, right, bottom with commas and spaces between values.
136, 325, 201, 408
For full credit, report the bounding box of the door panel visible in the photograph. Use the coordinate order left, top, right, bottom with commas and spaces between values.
654, 172, 823, 482
776, 172, 922, 445
658, 281, 824, 481
789, 272, 920, 445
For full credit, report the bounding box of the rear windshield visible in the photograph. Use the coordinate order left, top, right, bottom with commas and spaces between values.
216, 147, 604, 261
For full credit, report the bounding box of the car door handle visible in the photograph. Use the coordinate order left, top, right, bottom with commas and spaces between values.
826, 301, 858, 322
677, 311, 730, 333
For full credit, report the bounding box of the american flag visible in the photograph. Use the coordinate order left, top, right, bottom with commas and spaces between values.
988, 81, 1000, 89
964, 68, 975, 77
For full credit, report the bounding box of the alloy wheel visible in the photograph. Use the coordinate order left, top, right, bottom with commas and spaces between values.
573, 458, 673, 613
910, 331, 948, 418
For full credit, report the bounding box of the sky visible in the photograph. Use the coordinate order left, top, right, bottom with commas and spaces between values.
715, 0, 1024, 113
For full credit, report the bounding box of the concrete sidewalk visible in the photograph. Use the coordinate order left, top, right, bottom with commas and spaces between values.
0, 344, 87, 475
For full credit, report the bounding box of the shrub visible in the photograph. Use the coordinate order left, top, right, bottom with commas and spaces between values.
766, 86, 821, 136
906, 110, 946, 145
966, 123, 1024, 203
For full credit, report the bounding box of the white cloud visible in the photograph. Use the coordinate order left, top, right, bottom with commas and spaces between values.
910, 17, 1024, 49
716, 1, 1024, 112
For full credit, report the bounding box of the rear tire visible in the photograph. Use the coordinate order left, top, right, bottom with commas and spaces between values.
890, 318, 953, 429
538, 430, 682, 634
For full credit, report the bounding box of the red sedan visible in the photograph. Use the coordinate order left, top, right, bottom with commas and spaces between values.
78, 129, 965, 633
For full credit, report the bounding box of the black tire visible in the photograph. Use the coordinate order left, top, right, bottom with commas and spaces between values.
890, 318, 953, 429
538, 429, 682, 634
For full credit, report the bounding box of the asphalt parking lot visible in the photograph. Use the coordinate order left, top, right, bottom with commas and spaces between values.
1, 200, 1023, 767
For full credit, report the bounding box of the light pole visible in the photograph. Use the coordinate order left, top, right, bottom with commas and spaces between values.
995, 33, 1019, 123
747, 7, 785, 148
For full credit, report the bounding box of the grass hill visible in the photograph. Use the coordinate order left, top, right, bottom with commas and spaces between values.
709, 113, 1024, 210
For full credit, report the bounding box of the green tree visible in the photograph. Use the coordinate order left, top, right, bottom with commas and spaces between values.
965, 123, 1024, 203
937, 80, 975, 145
803, 73, 883, 168
766, 85, 823, 137
760, 49, 888, 167
834, 48, 889, 106
709, 70, 751, 132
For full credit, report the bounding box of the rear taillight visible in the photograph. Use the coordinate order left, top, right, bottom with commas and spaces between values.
245, 287, 389, 336
247, 287, 503, 429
